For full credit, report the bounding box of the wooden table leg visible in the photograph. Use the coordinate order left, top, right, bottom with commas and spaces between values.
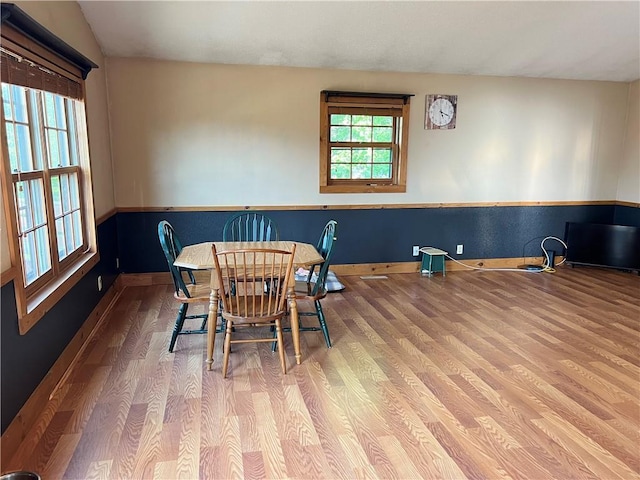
206, 287, 219, 371
288, 285, 301, 365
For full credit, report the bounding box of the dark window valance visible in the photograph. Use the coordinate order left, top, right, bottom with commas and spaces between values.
1, 3, 98, 80
322, 90, 414, 105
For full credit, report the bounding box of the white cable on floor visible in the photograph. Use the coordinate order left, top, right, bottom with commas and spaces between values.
540, 235, 568, 272
444, 255, 538, 273
420, 235, 568, 274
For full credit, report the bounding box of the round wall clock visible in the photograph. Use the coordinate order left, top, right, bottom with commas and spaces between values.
425, 94, 457, 130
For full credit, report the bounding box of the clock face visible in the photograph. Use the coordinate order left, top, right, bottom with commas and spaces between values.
428, 98, 455, 127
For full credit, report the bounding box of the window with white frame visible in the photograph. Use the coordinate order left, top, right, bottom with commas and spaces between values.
1, 16, 98, 333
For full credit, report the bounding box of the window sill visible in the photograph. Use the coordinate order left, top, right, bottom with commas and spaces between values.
320, 184, 406, 194
19, 250, 100, 335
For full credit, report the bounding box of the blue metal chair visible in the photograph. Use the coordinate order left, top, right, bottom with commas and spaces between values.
222, 212, 279, 242
276, 220, 338, 349
158, 220, 223, 352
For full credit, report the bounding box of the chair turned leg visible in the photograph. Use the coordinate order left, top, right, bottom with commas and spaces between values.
316, 300, 332, 348
275, 319, 287, 374
222, 320, 233, 378
169, 303, 188, 352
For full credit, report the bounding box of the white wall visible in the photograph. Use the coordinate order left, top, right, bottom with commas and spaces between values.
1, 1, 114, 273
106, 58, 630, 208
618, 80, 640, 203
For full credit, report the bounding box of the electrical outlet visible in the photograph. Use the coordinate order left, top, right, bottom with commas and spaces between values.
97, 275, 103, 291
456, 244, 463, 255
412, 245, 420, 256
116, 257, 120, 269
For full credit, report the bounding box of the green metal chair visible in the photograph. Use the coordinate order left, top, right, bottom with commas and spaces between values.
276, 220, 338, 349
222, 212, 279, 242
158, 220, 223, 352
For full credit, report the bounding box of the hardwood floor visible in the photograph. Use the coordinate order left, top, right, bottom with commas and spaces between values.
5, 266, 640, 479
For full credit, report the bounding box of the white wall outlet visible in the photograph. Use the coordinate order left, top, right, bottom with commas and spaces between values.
412, 245, 420, 256
456, 244, 464, 255
97, 275, 103, 291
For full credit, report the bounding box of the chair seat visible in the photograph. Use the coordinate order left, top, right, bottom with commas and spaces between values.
175, 282, 211, 303
293, 280, 327, 301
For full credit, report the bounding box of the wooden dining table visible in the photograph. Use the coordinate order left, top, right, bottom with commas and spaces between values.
174, 241, 324, 370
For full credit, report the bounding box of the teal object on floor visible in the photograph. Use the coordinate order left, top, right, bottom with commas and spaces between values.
420, 247, 447, 277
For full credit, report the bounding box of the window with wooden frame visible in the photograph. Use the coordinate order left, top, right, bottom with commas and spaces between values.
320, 90, 412, 193
1, 6, 98, 334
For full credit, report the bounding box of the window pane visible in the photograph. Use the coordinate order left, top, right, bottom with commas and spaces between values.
22, 231, 38, 285
30, 179, 47, 227
351, 126, 371, 142
66, 100, 79, 165
29, 91, 44, 170
64, 214, 74, 253
47, 129, 61, 167
330, 126, 350, 142
72, 210, 83, 248
56, 217, 67, 260
352, 115, 372, 126
5, 123, 18, 172
330, 148, 351, 164
2, 84, 13, 120
35, 225, 51, 275
330, 114, 350, 125
372, 164, 391, 179
352, 164, 372, 179
330, 164, 351, 179
373, 116, 393, 126
372, 127, 392, 142
352, 148, 371, 164
69, 172, 80, 210
16, 124, 34, 172
14, 181, 33, 233
58, 131, 70, 167
43, 92, 57, 127
60, 174, 71, 213
51, 176, 62, 217
55, 96, 67, 129
373, 148, 392, 163
12, 85, 28, 123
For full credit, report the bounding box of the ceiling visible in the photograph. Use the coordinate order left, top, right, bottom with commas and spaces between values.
78, 1, 640, 82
